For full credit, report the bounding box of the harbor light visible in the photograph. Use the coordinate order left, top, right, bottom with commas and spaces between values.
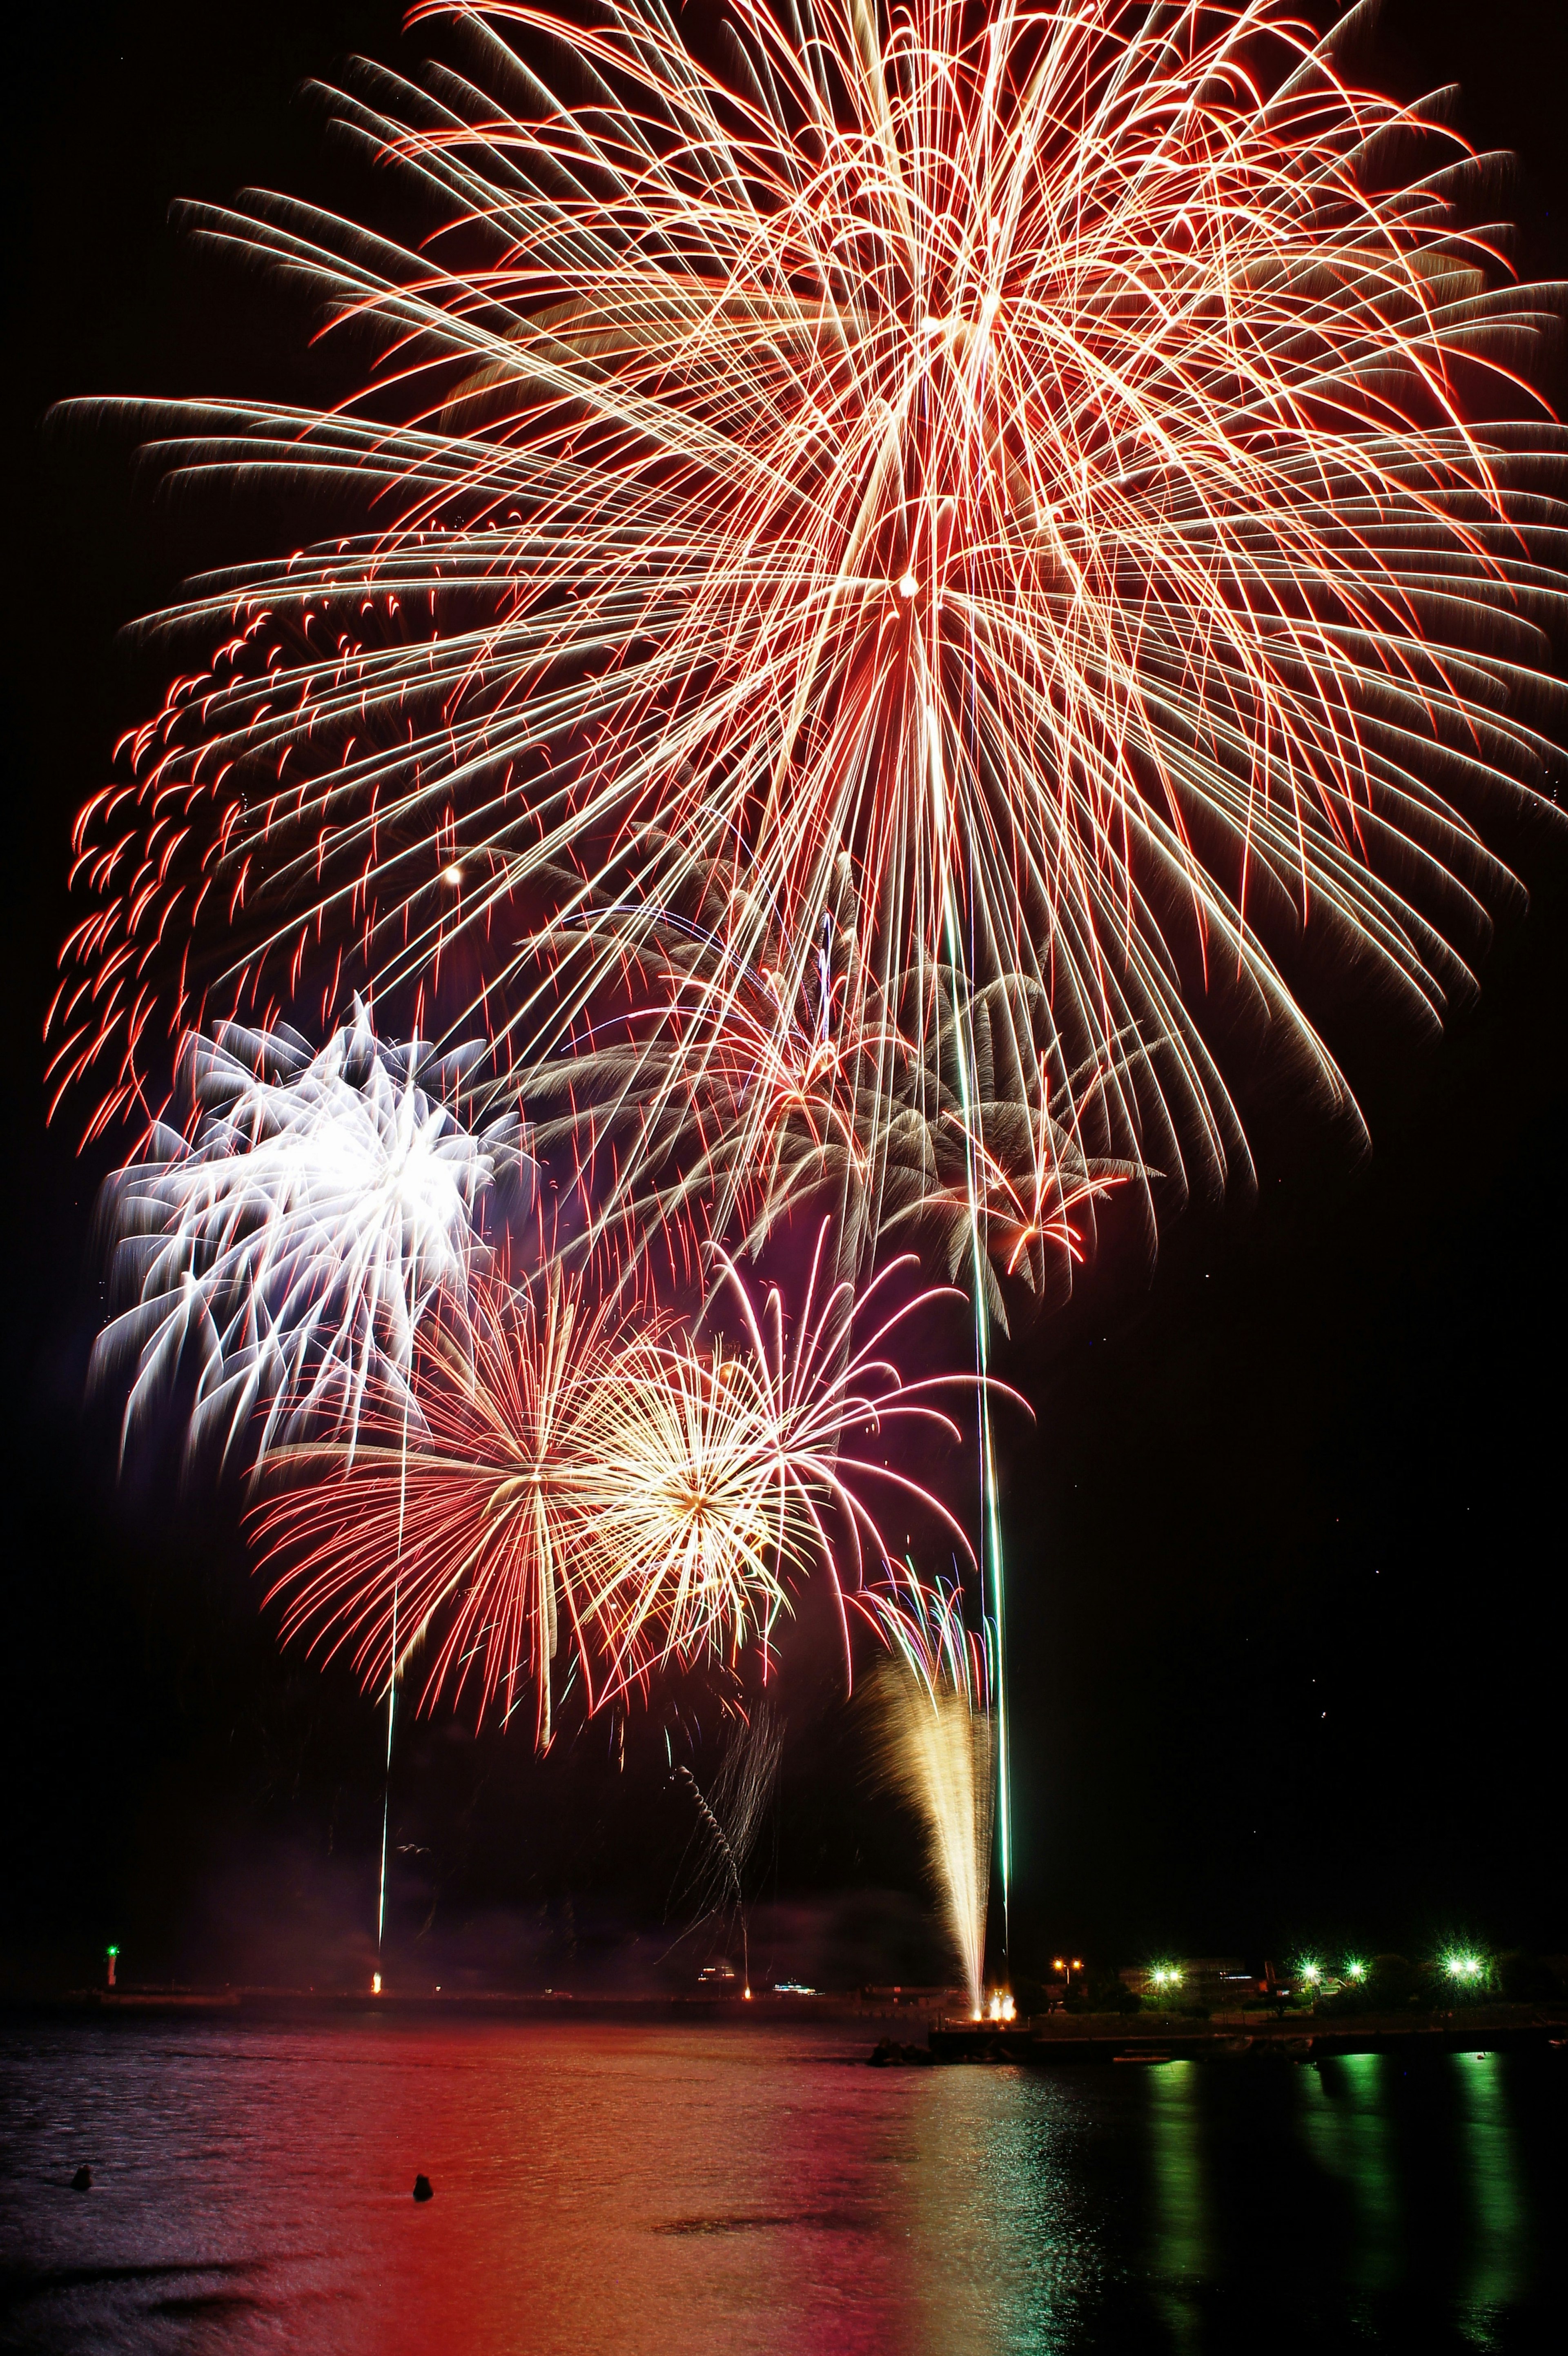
372, 1971, 383, 1996
1443, 1952, 1485, 1984
1343, 1959, 1367, 1982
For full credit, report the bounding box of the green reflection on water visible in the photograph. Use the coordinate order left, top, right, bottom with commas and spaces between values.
1149, 2062, 1209, 2346
1300, 2053, 1399, 2294
1456, 2052, 1526, 2331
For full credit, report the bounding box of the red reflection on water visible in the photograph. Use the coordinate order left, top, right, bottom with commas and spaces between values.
10, 2020, 1550, 2351
148, 2021, 926, 2354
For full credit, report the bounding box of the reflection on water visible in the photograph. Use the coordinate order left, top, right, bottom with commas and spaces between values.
1458, 2050, 1527, 2327
1148, 2062, 1208, 2347
0, 2022, 1561, 2354
1300, 2051, 1399, 2297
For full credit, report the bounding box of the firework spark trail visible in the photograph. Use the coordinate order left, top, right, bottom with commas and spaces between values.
672, 1706, 784, 1995
861, 1570, 993, 2013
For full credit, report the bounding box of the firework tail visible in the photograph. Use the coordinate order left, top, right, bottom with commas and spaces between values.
673, 1710, 783, 1994
935, 766, 1009, 1965
866, 1619, 994, 2015
375, 1393, 410, 1959
677, 1765, 751, 1995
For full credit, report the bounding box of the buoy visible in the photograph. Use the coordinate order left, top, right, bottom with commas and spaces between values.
71, 2166, 93, 2192
412, 2174, 434, 2203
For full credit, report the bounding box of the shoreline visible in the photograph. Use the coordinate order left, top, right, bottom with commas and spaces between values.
3, 1989, 1566, 2062
1, 1987, 945, 2026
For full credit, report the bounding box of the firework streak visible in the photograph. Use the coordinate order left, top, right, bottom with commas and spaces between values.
861, 1571, 994, 2007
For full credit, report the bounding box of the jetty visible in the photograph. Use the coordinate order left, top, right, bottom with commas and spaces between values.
924, 2007, 1568, 2065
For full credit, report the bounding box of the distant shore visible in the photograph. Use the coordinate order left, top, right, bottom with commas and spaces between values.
4, 1989, 1566, 2063
2, 1986, 944, 2025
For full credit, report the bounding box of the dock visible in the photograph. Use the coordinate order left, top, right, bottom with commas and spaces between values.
924, 2009, 1568, 2064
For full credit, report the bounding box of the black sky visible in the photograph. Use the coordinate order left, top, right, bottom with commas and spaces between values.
3, 1, 1566, 1997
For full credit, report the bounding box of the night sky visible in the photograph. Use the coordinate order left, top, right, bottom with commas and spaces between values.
4, 1, 1566, 1999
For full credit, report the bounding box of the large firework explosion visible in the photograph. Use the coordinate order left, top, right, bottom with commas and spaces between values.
57, 1, 1567, 1960
52, 2, 1566, 1221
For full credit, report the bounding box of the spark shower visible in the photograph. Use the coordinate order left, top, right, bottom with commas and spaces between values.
51, 0, 1566, 1993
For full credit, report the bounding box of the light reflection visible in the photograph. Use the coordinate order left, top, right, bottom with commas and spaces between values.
1149, 2061, 1209, 2346
3, 2019, 1554, 2351
904, 2069, 1101, 2355
1300, 2054, 1399, 2294
1456, 2052, 1526, 2321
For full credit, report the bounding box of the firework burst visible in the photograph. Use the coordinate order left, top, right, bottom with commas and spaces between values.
91, 1003, 524, 1468
253, 1229, 981, 1736
583, 1233, 980, 1687
49, 0, 1567, 1291
519, 887, 1135, 1314
252, 1262, 641, 1742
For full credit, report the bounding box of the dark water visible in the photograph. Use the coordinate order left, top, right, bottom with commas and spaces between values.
0, 2022, 1562, 2354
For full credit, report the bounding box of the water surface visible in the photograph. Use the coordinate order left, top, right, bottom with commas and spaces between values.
1, 2020, 1561, 2352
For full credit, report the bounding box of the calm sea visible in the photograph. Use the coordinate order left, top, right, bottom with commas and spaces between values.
0, 2020, 1561, 2353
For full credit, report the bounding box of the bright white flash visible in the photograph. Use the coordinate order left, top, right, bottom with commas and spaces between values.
92, 1002, 526, 1468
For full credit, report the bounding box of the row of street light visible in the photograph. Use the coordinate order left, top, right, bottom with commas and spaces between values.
1138, 1951, 1491, 1995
